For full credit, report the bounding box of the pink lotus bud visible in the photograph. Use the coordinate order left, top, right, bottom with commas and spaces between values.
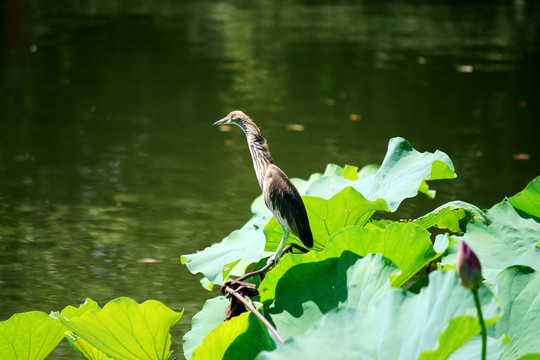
456, 240, 483, 290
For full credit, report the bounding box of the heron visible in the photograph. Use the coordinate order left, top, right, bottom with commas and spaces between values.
213, 110, 313, 264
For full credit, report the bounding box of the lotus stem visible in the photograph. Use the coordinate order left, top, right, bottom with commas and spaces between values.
472, 289, 487, 360
224, 285, 284, 344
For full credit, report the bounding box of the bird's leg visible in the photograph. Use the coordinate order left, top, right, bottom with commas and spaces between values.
273, 226, 289, 264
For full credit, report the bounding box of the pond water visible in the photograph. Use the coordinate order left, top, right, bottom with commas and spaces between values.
1, 0, 539, 358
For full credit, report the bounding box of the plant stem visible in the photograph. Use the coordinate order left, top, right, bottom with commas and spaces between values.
472, 289, 487, 360
224, 285, 284, 344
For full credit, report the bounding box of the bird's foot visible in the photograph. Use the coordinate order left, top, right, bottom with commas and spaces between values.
266, 244, 306, 266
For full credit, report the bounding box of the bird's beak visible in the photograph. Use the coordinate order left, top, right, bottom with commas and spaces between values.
212, 117, 229, 126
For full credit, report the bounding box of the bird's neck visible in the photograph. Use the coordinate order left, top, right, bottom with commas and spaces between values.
241, 122, 274, 190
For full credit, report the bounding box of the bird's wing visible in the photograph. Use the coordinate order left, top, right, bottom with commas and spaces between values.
263, 164, 313, 249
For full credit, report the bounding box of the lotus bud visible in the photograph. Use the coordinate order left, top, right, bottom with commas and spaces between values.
456, 240, 483, 290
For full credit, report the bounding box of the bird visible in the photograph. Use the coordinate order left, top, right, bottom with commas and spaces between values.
213, 110, 313, 264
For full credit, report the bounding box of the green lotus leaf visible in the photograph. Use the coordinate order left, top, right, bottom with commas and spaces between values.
258, 271, 500, 360
441, 200, 540, 282
448, 334, 505, 360
181, 228, 266, 287
0, 311, 65, 360
56, 299, 109, 360
57, 298, 101, 319
183, 296, 229, 360
260, 221, 448, 312
358, 164, 380, 177
508, 176, 540, 219
340, 164, 359, 180
450, 265, 540, 360
60, 297, 183, 360
257, 307, 368, 359
65, 331, 114, 360
260, 253, 398, 340
190, 312, 276, 360
264, 187, 391, 251
414, 200, 491, 233
305, 137, 456, 211
326, 222, 447, 287
259, 229, 412, 304
492, 266, 540, 359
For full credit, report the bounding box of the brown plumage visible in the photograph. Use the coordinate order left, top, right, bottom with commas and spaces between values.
213, 110, 313, 262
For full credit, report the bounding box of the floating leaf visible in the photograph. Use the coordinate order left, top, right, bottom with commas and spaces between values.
183, 296, 229, 360
60, 297, 183, 360
0, 311, 65, 360
137, 258, 162, 263
512, 153, 531, 160
457, 65, 474, 73
285, 123, 304, 131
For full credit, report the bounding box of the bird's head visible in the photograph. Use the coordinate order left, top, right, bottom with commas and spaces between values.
213, 110, 251, 128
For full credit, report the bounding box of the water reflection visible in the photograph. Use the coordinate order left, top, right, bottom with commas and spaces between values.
1, 1, 539, 358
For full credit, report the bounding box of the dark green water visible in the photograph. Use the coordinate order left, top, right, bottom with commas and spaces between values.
1, 1, 539, 358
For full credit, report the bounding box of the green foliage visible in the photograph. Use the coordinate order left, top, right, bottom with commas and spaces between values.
508, 177, 540, 218
302, 137, 456, 208
413, 200, 490, 233
441, 198, 540, 283
0, 311, 65, 360
3, 138, 539, 360
0, 298, 182, 360
326, 222, 444, 287
258, 271, 500, 360
182, 140, 540, 360
492, 266, 540, 359
65, 332, 114, 360
259, 253, 398, 340
181, 228, 267, 289
60, 297, 183, 360
182, 296, 229, 359
190, 312, 276, 360
59, 298, 101, 318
